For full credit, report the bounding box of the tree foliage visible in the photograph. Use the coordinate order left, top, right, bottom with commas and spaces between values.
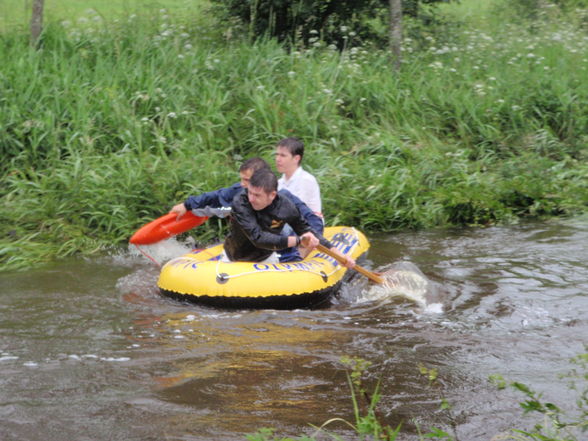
210, 0, 454, 47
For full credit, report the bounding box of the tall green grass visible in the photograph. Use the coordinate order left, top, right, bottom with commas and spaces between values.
1, 2, 587, 269
0, 0, 207, 33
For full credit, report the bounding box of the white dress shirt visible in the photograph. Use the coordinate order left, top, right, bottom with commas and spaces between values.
278, 166, 322, 216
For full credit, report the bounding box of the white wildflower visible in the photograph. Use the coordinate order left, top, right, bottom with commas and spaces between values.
474, 83, 486, 96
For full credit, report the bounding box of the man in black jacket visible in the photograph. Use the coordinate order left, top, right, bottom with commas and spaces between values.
224, 168, 355, 268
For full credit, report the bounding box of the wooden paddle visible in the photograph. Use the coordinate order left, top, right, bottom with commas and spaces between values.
317, 244, 385, 284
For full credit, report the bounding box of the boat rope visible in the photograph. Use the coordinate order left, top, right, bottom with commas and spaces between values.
213, 257, 345, 281
212, 227, 361, 282
134, 244, 161, 268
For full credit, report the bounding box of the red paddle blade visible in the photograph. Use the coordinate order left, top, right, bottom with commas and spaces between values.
129, 212, 208, 245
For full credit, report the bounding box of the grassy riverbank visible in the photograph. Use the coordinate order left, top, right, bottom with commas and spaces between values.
1, 1, 587, 269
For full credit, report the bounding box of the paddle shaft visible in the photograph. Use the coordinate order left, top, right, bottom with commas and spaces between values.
316, 244, 385, 284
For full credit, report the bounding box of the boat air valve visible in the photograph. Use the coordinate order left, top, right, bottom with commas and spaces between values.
216, 273, 229, 284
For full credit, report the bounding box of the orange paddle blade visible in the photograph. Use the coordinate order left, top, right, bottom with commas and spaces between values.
130, 212, 208, 245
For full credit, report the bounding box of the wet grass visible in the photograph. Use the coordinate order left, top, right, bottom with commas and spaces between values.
1, 2, 588, 269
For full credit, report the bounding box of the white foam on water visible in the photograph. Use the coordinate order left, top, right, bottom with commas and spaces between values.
357, 261, 444, 313
128, 236, 195, 266
99, 236, 196, 269
101, 357, 131, 362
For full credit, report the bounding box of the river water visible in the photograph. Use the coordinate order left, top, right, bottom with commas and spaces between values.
1, 217, 587, 441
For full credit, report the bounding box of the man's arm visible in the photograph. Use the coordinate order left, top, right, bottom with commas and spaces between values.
279, 189, 323, 234
299, 172, 322, 216
283, 197, 355, 268
172, 183, 242, 219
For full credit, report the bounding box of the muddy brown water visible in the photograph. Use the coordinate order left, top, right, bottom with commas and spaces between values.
1, 217, 587, 440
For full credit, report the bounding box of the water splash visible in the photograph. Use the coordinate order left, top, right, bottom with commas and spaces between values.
129, 237, 195, 267
114, 237, 196, 301
358, 261, 443, 313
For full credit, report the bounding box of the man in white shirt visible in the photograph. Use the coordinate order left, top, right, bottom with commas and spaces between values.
275, 137, 323, 220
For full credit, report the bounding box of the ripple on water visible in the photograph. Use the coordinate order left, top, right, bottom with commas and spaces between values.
2, 217, 588, 441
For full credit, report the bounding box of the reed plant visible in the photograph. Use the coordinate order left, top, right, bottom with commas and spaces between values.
246, 353, 587, 441
1, 2, 587, 269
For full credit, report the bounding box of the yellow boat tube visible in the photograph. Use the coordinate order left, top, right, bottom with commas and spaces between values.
158, 226, 370, 309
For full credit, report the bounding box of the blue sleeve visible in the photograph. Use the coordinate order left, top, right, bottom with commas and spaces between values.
184, 183, 242, 210
279, 189, 324, 234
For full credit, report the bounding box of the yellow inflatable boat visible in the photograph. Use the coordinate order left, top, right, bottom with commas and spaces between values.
158, 226, 370, 309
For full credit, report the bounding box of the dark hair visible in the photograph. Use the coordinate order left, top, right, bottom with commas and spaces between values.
276, 137, 304, 162
249, 168, 278, 193
240, 157, 270, 173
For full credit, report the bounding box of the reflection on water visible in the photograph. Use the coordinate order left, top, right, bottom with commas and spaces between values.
1, 217, 587, 441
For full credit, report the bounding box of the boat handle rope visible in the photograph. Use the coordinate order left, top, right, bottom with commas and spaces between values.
134, 244, 162, 268
213, 227, 360, 281
214, 259, 345, 281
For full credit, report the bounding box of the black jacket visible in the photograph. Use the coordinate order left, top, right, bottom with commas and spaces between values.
224, 189, 331, 262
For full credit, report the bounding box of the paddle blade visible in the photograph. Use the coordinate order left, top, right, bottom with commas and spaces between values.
367, 264, 443, 312
130, 212, 208, 245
